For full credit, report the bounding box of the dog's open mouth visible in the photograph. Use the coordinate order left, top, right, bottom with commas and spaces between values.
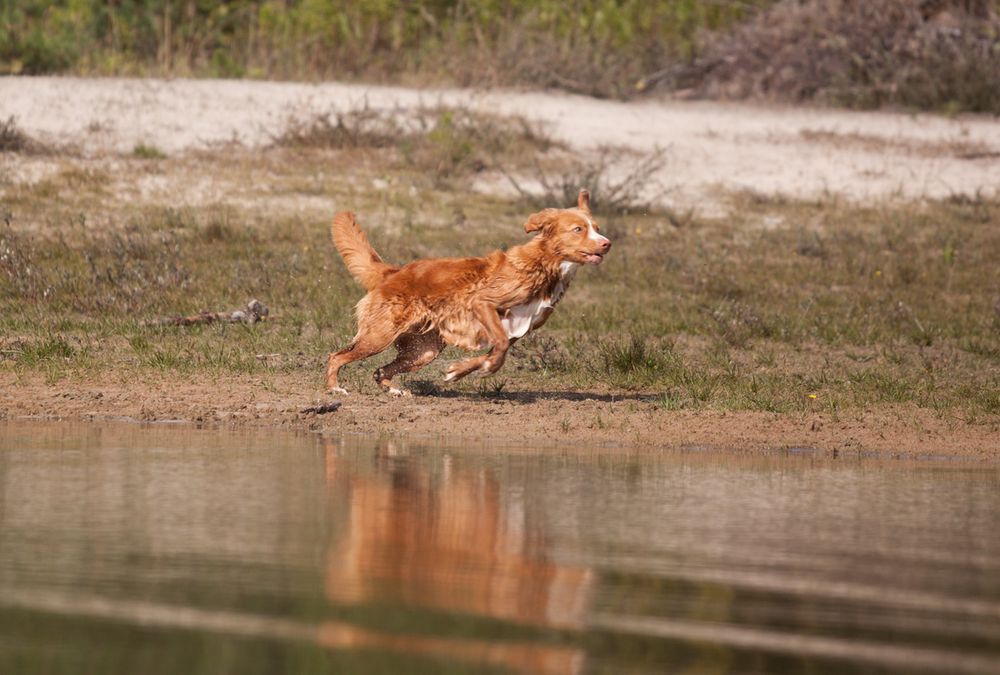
582, 252, 605, 264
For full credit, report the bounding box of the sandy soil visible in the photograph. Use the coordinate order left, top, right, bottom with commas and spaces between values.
3, 76, 1000, 208
1, 372, 997, 461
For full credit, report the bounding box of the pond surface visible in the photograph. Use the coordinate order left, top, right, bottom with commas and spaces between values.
0, 422, 998, 674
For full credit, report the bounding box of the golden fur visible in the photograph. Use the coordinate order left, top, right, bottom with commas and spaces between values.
326, 189, 611, 395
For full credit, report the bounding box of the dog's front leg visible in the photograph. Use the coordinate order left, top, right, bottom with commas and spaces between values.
444, 303, 510, 382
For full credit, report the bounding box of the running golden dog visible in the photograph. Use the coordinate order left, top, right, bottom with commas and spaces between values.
326, 189, 610, 395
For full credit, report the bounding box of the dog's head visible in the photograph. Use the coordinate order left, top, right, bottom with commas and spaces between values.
523, 189, 611, 265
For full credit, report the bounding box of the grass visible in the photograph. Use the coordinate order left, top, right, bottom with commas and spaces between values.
0, 131, 998, 422
0, 1, 771, 99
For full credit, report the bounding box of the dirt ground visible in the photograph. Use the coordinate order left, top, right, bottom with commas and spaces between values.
1, 372, 997, 461
2, 76, 999, 460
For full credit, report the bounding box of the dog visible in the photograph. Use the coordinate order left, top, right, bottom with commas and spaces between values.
325, 189, 610, 395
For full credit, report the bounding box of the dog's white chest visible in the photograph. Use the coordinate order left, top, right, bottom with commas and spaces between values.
501, 298, 551, 338
500, 263, 578, 339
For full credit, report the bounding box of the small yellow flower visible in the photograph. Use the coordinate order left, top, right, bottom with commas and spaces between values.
874, 270, 882, 277
807, 393, 818, 399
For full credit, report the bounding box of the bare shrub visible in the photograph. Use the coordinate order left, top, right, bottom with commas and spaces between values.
274, 104, 403, 150
502, 146, 667, 214
0, 117, 44, 154
662, 0, 1000, 113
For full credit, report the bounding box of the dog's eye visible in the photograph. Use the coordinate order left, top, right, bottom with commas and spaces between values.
573, 226, 583, 232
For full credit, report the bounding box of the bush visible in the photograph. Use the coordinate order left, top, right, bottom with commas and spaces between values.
665, 0, 1000, 113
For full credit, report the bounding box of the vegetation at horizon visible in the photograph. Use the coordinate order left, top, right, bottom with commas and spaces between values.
4, 1, 1000, 112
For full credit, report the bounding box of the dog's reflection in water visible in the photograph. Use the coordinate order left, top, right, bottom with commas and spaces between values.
319, 438, 591, 674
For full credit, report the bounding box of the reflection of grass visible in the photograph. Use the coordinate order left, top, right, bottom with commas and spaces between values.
1, 142, 998, 422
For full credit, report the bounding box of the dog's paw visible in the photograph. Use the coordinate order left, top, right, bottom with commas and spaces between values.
387, 387, 411, 397
329, 386, 349, 395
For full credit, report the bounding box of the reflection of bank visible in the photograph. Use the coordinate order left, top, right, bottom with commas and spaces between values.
320, 439, 592, 674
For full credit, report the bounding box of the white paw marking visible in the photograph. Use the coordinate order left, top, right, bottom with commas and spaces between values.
388, 387, 411, 397
480, 360, 492, 372
443, 370, 457, 382
330, 386, 349, 395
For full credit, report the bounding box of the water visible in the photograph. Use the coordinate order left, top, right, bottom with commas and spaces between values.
0, 422, 998, 674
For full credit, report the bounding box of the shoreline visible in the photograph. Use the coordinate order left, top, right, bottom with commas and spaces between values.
2, 373, 997, 462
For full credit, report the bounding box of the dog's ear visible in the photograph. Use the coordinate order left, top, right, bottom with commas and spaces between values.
524, 208, 559, 234
577, 188, 591, 213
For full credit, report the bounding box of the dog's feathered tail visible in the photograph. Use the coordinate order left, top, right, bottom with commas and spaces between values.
331, 211, 397, 291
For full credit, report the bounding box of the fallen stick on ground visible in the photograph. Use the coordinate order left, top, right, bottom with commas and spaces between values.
301, 401, 342, 415
145, 299, 269, 326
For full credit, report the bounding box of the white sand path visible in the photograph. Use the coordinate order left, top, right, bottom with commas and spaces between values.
3, 76, 999, 206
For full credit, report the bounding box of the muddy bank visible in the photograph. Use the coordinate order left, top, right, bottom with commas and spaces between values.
2, 373, 996, 461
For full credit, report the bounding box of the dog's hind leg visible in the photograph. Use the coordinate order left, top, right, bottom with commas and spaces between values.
326, 328, 396, 395
444, 303, 510, 383
374, 332, 446, 396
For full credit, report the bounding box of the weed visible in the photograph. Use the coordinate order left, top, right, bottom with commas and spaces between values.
132, 143, 166, 160
849, 369, 915, 405
658, 393, 682, 410
598, 334, 672, 388
476, 378, 507, 399
517, 335, 569, 374
408, 379, 440, 397
18, 335, 74, 366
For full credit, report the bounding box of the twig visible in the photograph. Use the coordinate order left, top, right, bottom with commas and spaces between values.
301, 401, 342, 415
145, 299, 269, 326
